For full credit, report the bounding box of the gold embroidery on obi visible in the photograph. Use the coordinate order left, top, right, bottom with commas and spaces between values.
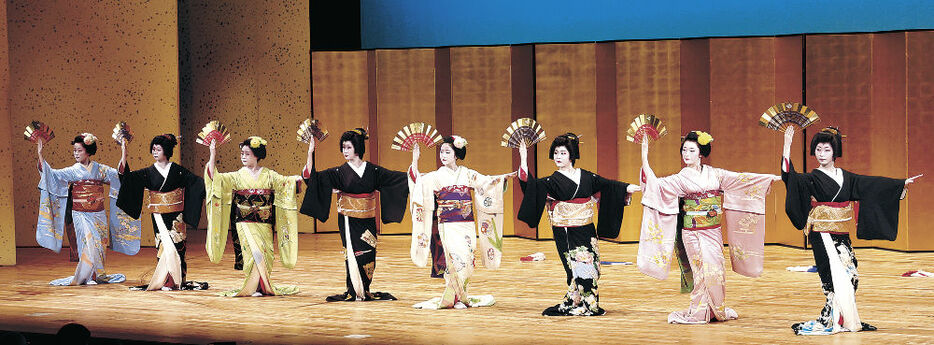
806, 203, 855, 234
71, 180, 106, 212
547, 199, 595, 227
147, 188, 185, 214
337, 193, 377, 219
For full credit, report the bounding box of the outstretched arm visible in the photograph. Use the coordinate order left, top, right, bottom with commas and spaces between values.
641, 137, 656, 181
36, 139, 45, 172
206, 140, 217, 178
118, 138, 127, 174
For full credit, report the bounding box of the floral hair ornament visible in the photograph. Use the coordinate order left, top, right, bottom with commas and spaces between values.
81, 132, 98, 145
452, 135, 468, 149
694, 131, 714, 145
248, 136, 267, 148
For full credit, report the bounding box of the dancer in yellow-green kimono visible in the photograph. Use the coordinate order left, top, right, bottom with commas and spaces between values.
204, 136, 302, 297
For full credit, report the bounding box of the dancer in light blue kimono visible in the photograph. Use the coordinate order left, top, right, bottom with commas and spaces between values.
36, 133, 141, 286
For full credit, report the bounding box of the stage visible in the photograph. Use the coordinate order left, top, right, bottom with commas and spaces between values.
1, 232, 932, 344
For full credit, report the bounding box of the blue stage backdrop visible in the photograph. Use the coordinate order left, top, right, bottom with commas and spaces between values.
361, 0, 933, 49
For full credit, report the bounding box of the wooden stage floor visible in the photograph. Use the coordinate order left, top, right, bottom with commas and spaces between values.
1, 231, 932, 344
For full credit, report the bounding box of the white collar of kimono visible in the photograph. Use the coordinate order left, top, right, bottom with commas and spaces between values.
814, 167, 843, 187
557, 168, 581, 185
73, 161, 96, 173
154, 162, 173, 179
349, 161, 367, 178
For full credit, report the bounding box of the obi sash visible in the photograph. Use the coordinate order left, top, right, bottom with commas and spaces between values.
233, 189, 274, 224
71, 180, 106, 212
806, 200, 855, 235
682, 190, 723, 230
147, 188, 185, 214
337, 192, 377, 219
436, 185, 474, 223
547, 197, 595, 227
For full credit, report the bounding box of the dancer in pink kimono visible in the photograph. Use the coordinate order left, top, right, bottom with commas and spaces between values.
637, 131, 780, 324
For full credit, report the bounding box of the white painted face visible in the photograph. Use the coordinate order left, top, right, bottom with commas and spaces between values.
552, 146, 572, 169
681, 141, 701, 166
240, 145, 258, 167
341, 141, 358, 161
439, 143, 457, 166
814, 142, 835, 166
73, 143, 90, 164
152, 144, 166, 162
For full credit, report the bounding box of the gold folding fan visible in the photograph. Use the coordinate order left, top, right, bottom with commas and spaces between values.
195, 120, 231, 146
759, 103, 820, 132
296, 119, 329, 143
390, 122, 443, 151
111, 121, 134, 144
24, 121, 55, 143
500, 117, 546, 148
626, 114, 668, 144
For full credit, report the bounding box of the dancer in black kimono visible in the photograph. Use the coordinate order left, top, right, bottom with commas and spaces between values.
118, 134, 207, 290
517, 134, 640, 316
301, 128, 409, 302
781, 126, 921, 335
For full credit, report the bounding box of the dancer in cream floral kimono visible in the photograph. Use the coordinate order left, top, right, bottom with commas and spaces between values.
35, 133, 141, 286
408, 136, 514, 309
204, 137, 301, 297
638, 131, 780, 324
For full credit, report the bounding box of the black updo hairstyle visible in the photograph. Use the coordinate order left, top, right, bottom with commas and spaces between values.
810, 126, 843, 159
549, 133, 581, 165
681, 131, 711, 157
339, 128, 368, 157
150, 134, 178, 159
239, 137, 267, 160
440, 136, 467, 160
72, 134, 98, 155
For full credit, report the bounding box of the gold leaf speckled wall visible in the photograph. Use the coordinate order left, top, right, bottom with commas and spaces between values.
178, 1, 312, 232
8, 1, 180, 247
0, 0, 14, 264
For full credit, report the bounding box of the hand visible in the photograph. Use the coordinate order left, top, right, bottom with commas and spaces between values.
37, 138, 43, 155
783, 126, 795, 143
209, 140, 216, 156
308, 137, 316, 154
772, 174, 782, 182
505, 171, 518, 178
626, 184, 641, 193
906, 174, 923, 185
412, 143, 420, 163
120, 138, 127, 154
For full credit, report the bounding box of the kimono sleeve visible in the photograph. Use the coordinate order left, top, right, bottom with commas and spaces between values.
180, 166, 206, 227
35, 160, 73, 252
375, 165, 409, 224
591, 173, 631, 239
850, 172, 905, 241
781, 159, 812, 230
468, 169, 509, 269
636, 168, 683, 280
408, 171, 436, 267
299, 162, 339, 222
517, 172, 548, 228
204, 167, 235, 263
716, 168, 775, 278
270, 170, 300, 269
102, 164, 142, 255
116, 167, 147, 220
